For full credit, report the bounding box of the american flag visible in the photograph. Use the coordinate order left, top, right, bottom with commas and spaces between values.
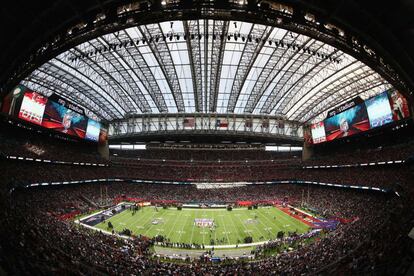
183, 117, 195, 128
216, 119, 228, 128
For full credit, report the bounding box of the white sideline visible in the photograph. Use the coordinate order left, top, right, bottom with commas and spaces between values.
287, 205, 318, 219
75, 202, 133, 240
77, 217, 268, 248
75, 204, 309, 249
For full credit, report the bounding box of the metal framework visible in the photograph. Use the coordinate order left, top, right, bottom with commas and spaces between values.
21, 19, 396, 126
109, 113, 303, 142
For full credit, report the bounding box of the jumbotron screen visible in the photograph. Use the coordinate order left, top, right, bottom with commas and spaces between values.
311, 89, 410, 143
389, 90, 410, 121
18, 91, 47, 126
17, 90, 101, 142
42, 101, 87, 139
324, 103, 370, 141
310, 121, 326, 144
85, 119, 101, 141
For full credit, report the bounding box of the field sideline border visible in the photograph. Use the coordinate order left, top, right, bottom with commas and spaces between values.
75, 202, 134, 240
75, 203, 311, 249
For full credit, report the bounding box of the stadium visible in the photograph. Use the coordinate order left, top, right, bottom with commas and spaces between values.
0, 0, 414, 274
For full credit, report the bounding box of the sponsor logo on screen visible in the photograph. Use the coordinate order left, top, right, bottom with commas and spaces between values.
311, 90, 410, 144
42, 101, 87, 139
85, 119, 101, 141
18, 91, 48, 125
311, 121, 326, 144
324, 103, 370, 141
389, 90, 410, 121
365, 92, 393, 129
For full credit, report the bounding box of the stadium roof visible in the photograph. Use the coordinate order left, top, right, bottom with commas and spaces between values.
1, 1, 413, 125
21, 20, 391, 123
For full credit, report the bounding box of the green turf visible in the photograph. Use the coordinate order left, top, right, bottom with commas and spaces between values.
95, 206, 310, 246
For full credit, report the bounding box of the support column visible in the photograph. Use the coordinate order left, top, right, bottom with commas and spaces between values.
302, 141, 314, 161
98, 139, 109, 160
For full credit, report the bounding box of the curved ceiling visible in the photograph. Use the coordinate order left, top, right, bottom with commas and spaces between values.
21, 19, 391, 124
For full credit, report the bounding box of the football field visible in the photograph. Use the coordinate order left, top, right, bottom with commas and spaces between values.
95, 206, 310, 246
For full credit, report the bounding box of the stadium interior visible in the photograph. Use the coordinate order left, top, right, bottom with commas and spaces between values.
0, 0, 414, 275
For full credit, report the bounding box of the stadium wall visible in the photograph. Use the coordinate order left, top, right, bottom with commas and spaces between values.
98, 139, 109, 160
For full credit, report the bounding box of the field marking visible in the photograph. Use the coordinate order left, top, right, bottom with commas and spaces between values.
233, 209, 267, 243
94, 206, 310, 247
256, 207, 307, 239
143, 209, 168, 237
165, 208, 183, 240
177, 209, 191, 243
249, 210, 278, 240
118, 208, 150, 235
104, 209, 140, 232
212, 211, 217, 246
189, 210, 197, 244
133, 208, 159, 235
219, 211, 231, 244
271, 207, 308, 232
201, 209, 207, 245
228, 211, 249, 243
255, 208, 285, 239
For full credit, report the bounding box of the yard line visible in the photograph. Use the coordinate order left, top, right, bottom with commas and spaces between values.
250, 209, 280, 240
272, 207, 309, 231
228, 210, 250, 243
212, 211, 217, 245
219, 212, 231, 244
122, 209, 153, 233
177, 209, 191, 243
142, 209, 167, 236
201, 209, 207, 245
233, 210, 267, 242
165, 208, 183, 241
259, 208, 283, 231
189, 209, 197, 244
258, 207, 308, 237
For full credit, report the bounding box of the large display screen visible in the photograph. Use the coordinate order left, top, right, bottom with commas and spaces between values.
311, 121, 327, 144
42, 101, 87, 139
14, 86, 103, 142
85, 119, 101, 141
311, 89, 411, 144
324, 103, 370, 141
99, 127, 108, 145
389, 90, 410, 121
18, 91, 48, 125
365, 92, 393, 129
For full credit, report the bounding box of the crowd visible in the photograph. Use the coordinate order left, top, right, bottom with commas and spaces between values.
0, 182, 413, 275
0, 118, 413, 274
111, 147, 300, 162
305, 140, 414, 166
0, 120, 105, 163
3, 157, 410, 191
